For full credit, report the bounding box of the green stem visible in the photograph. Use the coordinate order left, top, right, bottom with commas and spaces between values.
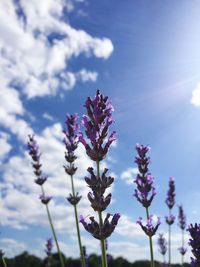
168, 209, 171, 267
145, 208, 154, 267
181, 229, 184, 267
70, 166, 86, 267
97, 161, 108, 267
41, 186, 65, 267
2, 257, 7, 267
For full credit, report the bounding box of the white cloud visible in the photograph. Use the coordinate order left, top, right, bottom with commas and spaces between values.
43, 113, 54, 121
77, 69, 98, 82
0, 238, 27, 258
191, 83, 200, 106
0, 0, 113, 99
0, 132, 12, 160
120, 167, 138, 185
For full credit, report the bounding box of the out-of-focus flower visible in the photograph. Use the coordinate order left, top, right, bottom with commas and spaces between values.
158, 234, 167, 255
178, 205, 186, 230
80, 213, 120, 240
137, 215, 161, 237
165, 177, 175, 209
40, 194, 52, 205
67, 193, 82, 206
178, 247, 187, 255
134, 144, 156, 208
187, 223, 200, 267
79, 90, 116, 162
165, 214, 175, 225
45, 238, 53, 256
63, 113, 79, 164
27, 134, 48, 186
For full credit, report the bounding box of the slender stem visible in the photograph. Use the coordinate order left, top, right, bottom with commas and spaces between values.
97, 161, 108, 267
145, 208, 154, 267
41, 186, 65, 267
181, 229, 184, 266
2, 257, 7, 267
168, 209, 171, 267
70, 164, 86, 267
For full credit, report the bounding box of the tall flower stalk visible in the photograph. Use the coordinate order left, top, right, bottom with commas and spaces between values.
45, 238, 53, 267
63, 113, 86, 267
187, 223, 200, 267
27, 135, 65, 267
0, 250, 7, 267
79, 90, 120, 267
157, 234, 167, 267
178, 205, 187, 266
165, 177, 175, 267
134, 144, 160, 267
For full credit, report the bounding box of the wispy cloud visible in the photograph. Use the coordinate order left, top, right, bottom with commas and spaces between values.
190, 83, 200, 106
120, 167, 138, 185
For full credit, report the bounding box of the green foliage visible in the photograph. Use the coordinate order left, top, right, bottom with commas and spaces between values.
1, 251, 190, 267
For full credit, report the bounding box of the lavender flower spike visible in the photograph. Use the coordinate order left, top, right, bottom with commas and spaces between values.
178, 247, 187, 256
165, 177, 175, 209
27, 134, 47, 186
45, 238, 53, 256
178, 205, 186, 230
165, 214, 175, 225
79, 90, 116, 162
158, 234, 167, 256
137, 215, 161, 237
187, 223, 200, 267
80, 213, 120, 240
134, 144, 156, 208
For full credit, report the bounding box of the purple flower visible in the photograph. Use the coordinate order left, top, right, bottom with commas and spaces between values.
134, 144, 156, 208
79, 90, 116, 162
84, 167, 114, 212
45, 238, 53, 256
157, 234, 167, 255
187, 223, 200, 266
63, 113, 79, 164
178, 205, 186, 230
82, 246, 88, 267
80, 213, 120, 240
137, 215, 161, 237
67, 192, 82, 206
40, 194, 52, 205
165, 177, 175, 209
165, 214, 175, 225
178, 246, 187, 255
27, 134, 48, 186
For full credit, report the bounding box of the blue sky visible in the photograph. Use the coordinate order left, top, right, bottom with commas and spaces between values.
1, 0, 200, 263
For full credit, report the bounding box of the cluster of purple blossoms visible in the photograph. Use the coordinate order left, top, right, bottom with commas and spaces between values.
187, 223, 200, 267
178, 247, 187, 256
165, 177, 175, 225
45, 238, 53, 256
157, 234, 167, 255
134, 144, 160, 237
165, 177, 175, 209
137, 216, 161, 237
79, 89, 116, 162
80, 213, 120, 240
178, 205, 186, 230
79, 90, 120, 240
134, 144, 156, 208
63, 114, 82, 206
85, 167, 114, 212
27, 135, 52, 205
